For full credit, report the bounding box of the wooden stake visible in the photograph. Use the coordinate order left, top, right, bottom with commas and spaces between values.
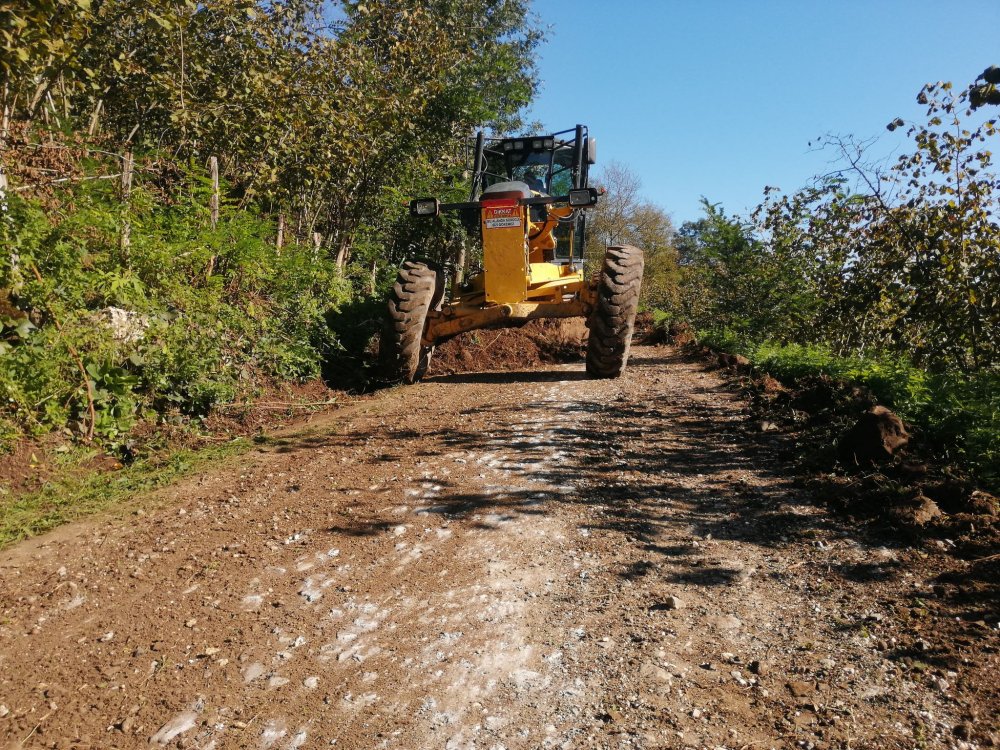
208, 155, 219, 229
87, 98, 103, 137
0, 159, 16, 290
58, 73, 69, 120
120, 151, 133, 257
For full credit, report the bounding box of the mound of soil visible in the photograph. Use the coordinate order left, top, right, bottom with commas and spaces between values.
428, 319, 586, 375
683, 340, 1000, 554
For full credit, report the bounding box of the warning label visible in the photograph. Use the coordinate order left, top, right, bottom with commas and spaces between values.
485, 217, 522, 229
483, 205, 521, 229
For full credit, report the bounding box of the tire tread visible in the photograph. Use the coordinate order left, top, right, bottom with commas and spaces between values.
586, 244, 644, 379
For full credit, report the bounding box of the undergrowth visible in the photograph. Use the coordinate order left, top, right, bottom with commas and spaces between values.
696, 329, 999, 492
1, 168, 351, 453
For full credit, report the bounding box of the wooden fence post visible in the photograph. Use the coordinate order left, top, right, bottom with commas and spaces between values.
0, 85, 17, 290
87, 98, 103, 137
208, 155, 219, 229
120, 151, 133, 258
203, 156, 220, 278
0, 161, 18, 291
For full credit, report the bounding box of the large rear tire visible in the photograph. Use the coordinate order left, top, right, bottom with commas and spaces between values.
385, 260, 442, 383
586, 244, 644, 379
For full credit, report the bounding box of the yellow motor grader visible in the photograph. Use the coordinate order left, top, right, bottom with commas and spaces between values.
385, 124, 643, 382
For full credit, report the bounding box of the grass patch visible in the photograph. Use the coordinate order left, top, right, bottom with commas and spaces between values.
0, 437, 252, 551
697, 329, 999, 491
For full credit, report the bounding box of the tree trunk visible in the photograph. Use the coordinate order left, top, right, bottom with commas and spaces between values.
335, 238, 350, 272
0, 82, 17, 290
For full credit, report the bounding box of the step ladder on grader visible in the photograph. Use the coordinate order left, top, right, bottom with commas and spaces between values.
384, 124, 644, 383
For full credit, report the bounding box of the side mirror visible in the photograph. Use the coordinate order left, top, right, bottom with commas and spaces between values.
586, 137, 597, 165
409, 198, 440, 217
568, 187, 599, 208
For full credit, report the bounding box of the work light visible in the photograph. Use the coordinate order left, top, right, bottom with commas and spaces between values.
568, 188, 599, 208
409, 198, 440, 217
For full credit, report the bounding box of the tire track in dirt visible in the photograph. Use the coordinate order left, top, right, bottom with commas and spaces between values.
0, 346, 995, 749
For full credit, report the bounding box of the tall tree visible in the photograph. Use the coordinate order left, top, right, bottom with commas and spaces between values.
586, 161, 678, 309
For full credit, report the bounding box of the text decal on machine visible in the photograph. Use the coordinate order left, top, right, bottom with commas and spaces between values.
484, 205, 522, 229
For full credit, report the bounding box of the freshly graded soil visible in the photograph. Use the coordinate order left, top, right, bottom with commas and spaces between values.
427, 318, 586, 375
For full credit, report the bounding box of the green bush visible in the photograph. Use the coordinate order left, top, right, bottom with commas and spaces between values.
0, 170, 350, 452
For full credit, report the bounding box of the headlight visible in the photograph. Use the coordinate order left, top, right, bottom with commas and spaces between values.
568, 188, 598, 208
409, 198, 440, 217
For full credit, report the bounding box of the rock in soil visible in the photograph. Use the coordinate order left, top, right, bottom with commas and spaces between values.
893, 494, 944, 526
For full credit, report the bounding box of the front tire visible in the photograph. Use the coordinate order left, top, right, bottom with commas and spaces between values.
586, 245, 644, 378
385, 260, 442, 383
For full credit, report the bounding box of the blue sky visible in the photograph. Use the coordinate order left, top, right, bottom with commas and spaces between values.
525, 0, 1000, 225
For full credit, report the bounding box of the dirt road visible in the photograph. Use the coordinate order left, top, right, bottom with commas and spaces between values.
1, 346, 995, 749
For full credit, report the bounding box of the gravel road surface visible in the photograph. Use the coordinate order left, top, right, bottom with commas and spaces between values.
1, 346, 995, 749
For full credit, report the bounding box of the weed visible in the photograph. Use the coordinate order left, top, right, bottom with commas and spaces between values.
0, 438, 251, 550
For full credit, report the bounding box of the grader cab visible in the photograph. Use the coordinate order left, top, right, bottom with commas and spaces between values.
385, 124, 644, 382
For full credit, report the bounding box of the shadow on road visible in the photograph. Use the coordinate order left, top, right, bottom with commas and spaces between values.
428, 370, 590, 385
